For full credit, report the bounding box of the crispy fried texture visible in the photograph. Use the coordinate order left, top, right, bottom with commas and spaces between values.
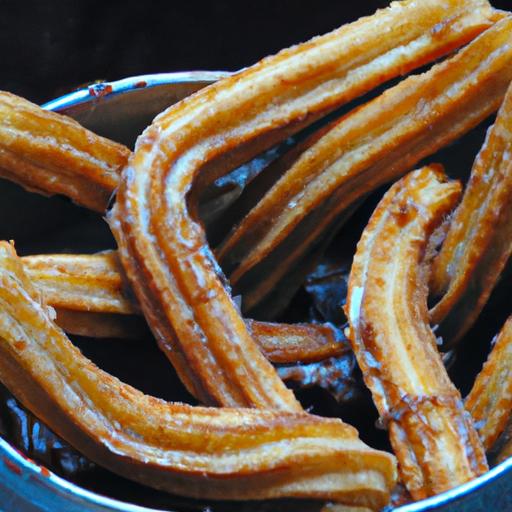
430, 82, 512, 345
0, 92, 130, 212
246, 320, 347, 364
218, 15, 512, 314
466, 316, 512, 451
21, 251, 361, 406
109, 0, 501, 410
22, 252, 137, 315
0, 241, 397, 507
345, 166, 488, 500
0, 2, 501, 407
22, 252, 346, 363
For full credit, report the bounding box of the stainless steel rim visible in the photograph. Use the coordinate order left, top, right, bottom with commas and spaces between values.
42, 71, 231, 111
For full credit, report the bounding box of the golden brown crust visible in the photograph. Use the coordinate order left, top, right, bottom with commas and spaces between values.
22, 252, 137, 314
108, 0, 501, 410
218, 14, 512, 314
345, 166, 487, 500
465, 316, 512, 451
430, 82, 512, 345
0, 241, 396, 507
0, 92, 130, 212
0, 2, 505, 507
247, 319, 347, 364
54, 308, 347, 364
0, 1, 502, 411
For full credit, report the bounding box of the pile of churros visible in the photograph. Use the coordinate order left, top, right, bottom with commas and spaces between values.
0, 0, 512, 510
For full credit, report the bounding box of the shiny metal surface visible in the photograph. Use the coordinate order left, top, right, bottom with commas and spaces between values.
0, 72, 510, 512
43, 71, 230, 146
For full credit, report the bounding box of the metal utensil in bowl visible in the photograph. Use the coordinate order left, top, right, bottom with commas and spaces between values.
0, 73, 510, 512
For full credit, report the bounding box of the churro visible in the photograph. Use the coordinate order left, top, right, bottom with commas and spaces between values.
22, 252, 346, 363
0, 241, 396, 507
0, 92, 129, 212
346, 166, 487, 499
430, 81, 512, 345
219, 16, 512, 314
466, 316, 512, 451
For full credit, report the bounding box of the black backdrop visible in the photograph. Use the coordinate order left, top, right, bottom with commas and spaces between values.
1, 0, 510, 104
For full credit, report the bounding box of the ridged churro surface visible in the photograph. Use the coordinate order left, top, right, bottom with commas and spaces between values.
219, 15, 512, 313
466, 316, 512, 451
23, 252, 346, 363
430, 81, 512, 345
346, 166, 487, 500
0, 92, 130, 211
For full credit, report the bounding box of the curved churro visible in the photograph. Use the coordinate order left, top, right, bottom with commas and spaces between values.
0, 92, 130, 212
346, 166, 487, 500
0, 241, 396, 507
0, 2, 495, 219
22, 252, 346, 363
466, 316, 512, 451
0, 2, 500, 406
219, 15, 512, 314
430, 82, 512, 345
109, 0, 501, 410
22, 251, 148, 340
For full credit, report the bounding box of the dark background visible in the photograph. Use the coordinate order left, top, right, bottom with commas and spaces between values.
1, 0, 509, 105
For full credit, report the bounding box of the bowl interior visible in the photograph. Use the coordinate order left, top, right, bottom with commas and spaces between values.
0, 67, 511, 512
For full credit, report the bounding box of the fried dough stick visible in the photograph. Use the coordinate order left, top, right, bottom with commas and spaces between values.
218, 16, 512, 314
22, 252, 137, 315
0, 241, 396, 508
346, 166, 487, 499
109, 0, 502, 410
0, 92, 130, 212
0, 1, 496, 217
22, 252, 347, 363
23, 249, 361, 402
430, 82, 512, 345
466, 316, 512, 451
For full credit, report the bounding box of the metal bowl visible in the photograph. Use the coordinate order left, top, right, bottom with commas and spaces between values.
0, 73, 511, 512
